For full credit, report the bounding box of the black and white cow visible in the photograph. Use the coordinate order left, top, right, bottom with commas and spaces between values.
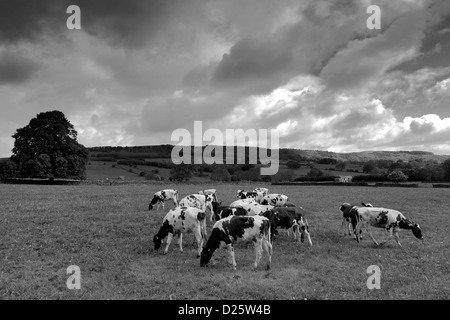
211, 201, 247, 221
354, 207, 423, 247
153, 207, 207, 257
275, 201, 298, 208
200, 215, 272, 271
261, 207, 312, 246
253, 188, 269, 197
178, 194, 214, 221
260, 194, 289, 206
198, 189, 219, 202
229, 198, 257, 207
236, 202, 274, 216
148, 189, 178, 210
236, 190, 264, 203
339, 202, 373, 239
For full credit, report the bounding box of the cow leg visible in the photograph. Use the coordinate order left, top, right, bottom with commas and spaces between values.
226, 244, 237, 270
193, 229, 203, 258
164, 233, 173, 254
368, 231, 379, 246
380, 228, 394, 246
348, 221, 353, 236
286, 227, 292, 238
354, 222, 363, 243
253, 239, 263, 270
393, 229, 402, 247
177, 233, 183, 252
301, 225, 313, 246
341, 218, 348, 236
201, 219, 207, 239
292, 224, 299, 241
262, 237, 272, 270
295, 223, 302, 243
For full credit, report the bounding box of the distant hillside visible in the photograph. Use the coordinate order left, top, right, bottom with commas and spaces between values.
284, 149, 449, 163
87, 145, 449, 164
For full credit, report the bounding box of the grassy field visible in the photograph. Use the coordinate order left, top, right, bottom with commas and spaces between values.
0, 183, 449, 300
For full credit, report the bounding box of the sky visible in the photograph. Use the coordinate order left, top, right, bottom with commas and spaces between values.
0, 0, 450, 157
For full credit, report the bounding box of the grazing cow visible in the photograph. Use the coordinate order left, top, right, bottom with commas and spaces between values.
253, 188, 269, 197
237, 202, 274, 216
354, 207, 423, 247
261, 207, 312, 246
200, 215, 272, 271
236, 190, 264, 203
229, 198, 257, 207
153, 207, 207, 257
211, 202, 247, 221
260, 194, 289, 206
198, 189, 219, 202
179, 194, 214, 221
148, 189, 178, 210
275, 201, 297, 208
339, 202, 373, 239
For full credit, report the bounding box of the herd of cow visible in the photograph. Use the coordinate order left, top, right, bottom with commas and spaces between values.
149, 188, 424, 271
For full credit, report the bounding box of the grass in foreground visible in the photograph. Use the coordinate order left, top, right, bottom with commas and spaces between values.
0, 183, 448, 299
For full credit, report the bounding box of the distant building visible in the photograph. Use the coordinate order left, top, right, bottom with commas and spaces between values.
335, 175, 353, 183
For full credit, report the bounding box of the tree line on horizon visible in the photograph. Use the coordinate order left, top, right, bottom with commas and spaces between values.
0, 110, 450, 183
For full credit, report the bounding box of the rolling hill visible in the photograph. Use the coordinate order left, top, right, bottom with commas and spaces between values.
88, 145, 449, 164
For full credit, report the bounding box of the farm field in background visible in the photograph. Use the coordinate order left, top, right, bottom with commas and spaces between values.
0, 183, 449, 299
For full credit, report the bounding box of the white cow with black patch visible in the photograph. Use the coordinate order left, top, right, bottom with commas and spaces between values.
153, 207, 207, 257
148, 189, 178, 210
260, 194, 289, 206
354, 207, 423, 247
237, 202, 275, 216
179, 194, 214, 221
200, 215, 272, 271
236, 190, 264, 203
253, 188, 269, 197
229, 198, 257, 207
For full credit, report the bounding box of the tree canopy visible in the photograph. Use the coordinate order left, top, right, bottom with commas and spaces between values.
9, 110, 88, 179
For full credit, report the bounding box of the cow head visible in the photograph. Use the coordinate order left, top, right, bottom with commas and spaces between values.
398, 217, 423, 240
200, 247, 213, 267
153, 235, 162, 250
411, 223, 423, 240
340, 203, 351, 212
149, 195, 161, 210
236, 190, 244, 198
212, 201, 221, 211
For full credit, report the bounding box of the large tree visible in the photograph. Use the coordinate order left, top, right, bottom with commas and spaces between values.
10, 110, 89, 179
387, 169, 408, 183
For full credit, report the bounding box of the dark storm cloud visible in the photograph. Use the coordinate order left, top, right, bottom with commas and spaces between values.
0, 50, 39, 84
0, 0, 190, 49
213, 36, 293, 83
0, 0, 63, 44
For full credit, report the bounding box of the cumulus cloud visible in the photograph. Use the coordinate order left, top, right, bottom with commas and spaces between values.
0, 0, 450, 157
